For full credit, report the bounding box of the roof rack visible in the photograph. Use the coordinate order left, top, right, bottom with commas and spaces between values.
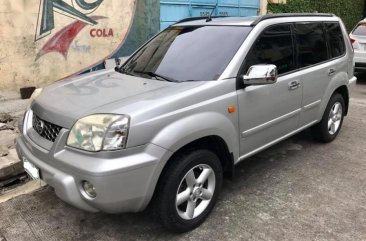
251, 13, 335, 26
175, 16, 227, 24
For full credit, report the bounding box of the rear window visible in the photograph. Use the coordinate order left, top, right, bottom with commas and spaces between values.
352, 23, 366, 36
295, 23, 328, 68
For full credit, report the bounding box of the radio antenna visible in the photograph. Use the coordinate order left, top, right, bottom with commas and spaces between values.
206, 4, 218, 22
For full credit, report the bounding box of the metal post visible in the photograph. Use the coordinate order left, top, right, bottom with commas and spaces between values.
260, 0, 268, 16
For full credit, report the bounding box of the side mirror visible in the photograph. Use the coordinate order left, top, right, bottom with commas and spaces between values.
243, 64, 278, 86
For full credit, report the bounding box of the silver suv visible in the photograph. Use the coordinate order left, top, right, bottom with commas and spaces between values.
16, 13, 356, 232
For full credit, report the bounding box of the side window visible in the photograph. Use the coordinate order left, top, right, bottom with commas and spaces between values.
325, 22, 346, 58
295, 23, 328, 67
243, 24, 295, 75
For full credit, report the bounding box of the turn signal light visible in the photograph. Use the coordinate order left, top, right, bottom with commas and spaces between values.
350, 37, 355, 45
228, 106, 236, 113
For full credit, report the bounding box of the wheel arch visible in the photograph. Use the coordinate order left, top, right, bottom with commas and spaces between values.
319, 82, 350, 121
147, 135, 235, 211
161, 135, 235, 180
333, 85, 349, 116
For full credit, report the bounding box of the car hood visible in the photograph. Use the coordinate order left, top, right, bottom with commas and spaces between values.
32, 69, 204, 128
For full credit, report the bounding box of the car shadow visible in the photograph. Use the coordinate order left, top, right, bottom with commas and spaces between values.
355, 72, 366, 84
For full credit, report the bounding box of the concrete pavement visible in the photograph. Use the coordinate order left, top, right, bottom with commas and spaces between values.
0, 90, 30, 184
0, 78, 366, 241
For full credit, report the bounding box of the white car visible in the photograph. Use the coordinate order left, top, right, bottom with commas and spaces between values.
350, 19, 366, 72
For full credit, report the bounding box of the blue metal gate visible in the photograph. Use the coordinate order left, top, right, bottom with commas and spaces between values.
160, 0, 260, 30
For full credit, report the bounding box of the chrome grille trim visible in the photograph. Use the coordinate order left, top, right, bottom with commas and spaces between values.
32, 114, 62, 142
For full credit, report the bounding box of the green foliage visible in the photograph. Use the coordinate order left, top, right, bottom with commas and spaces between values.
268, 0, 365, 31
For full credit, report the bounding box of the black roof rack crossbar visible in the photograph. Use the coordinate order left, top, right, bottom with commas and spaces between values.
175, 16, 227, 24
251, 13, 335, 26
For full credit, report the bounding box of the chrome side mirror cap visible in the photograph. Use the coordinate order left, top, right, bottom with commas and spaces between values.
243, 64, 278, 86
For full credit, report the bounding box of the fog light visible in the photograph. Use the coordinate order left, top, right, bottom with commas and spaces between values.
82, 181, 97, 198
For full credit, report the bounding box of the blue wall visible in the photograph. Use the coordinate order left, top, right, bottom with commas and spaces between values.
113, 0, 160, 58
116, 0, 260, 57
160, 0, 260, 30
89, 0, 259, 72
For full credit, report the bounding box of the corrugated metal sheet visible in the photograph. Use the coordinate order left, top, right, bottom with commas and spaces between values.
160, 0, 260, 29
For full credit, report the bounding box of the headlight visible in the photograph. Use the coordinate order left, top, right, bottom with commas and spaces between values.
67, 114, 129, 152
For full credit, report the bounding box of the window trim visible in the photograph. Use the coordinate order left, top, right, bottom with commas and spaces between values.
236, 21, 347, 90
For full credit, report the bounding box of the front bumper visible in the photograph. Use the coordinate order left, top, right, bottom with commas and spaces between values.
15, 114, 172, 213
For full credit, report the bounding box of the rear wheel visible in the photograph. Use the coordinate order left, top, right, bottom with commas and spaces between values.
311, 93, 345, 142
155, 149, 223, 233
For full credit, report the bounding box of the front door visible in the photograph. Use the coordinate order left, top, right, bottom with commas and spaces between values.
237, 24, 303, 157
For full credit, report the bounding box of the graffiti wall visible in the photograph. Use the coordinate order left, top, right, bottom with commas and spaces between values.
0, 0, 159, 90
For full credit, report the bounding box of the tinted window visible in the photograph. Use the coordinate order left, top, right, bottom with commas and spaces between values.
295, 23, 328, 67
121, 26, 252, 82
244, 24, 295, 75
352, 23, 366, 36
325, 22, 345, 58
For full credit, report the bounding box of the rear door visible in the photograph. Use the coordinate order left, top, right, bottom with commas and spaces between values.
296, 22, 341, 127
237, 24, 303, 157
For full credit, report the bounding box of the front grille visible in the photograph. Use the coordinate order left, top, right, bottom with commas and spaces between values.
32, 114, 62, 142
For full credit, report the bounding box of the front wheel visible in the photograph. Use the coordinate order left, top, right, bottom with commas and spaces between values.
155, 149, 223, 233
311, 93, 345, 143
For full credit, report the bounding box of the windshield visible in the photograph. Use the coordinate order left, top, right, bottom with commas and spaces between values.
120, 25, 252, 82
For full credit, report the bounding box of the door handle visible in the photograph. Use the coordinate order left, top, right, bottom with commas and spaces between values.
328, 68, 336, 76
288, 80, 300, 90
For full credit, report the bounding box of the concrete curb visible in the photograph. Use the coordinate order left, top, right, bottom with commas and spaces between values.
0, 180, 47, 203
0, 149, 23, 181
0, 90, 31, 193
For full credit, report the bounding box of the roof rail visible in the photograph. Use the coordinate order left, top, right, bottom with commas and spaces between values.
175, 16, 226, 24
251, 13, 335, 26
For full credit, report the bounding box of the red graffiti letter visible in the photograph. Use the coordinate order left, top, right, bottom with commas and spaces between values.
108, 29, 113, 37
90, 29, 96, 37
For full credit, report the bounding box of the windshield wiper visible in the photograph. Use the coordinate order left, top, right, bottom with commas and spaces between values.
175, 79, 214, 83
118, 68, 139, 77
133, 71, 177, 82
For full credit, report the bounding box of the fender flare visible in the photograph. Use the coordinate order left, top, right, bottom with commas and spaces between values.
139, 112, 239, 210
150, 112, 239, 160
317, 73, 349, 120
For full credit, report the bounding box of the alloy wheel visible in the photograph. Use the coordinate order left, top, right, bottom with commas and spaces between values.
328, 101, 343, 135
175, 164, 216, 220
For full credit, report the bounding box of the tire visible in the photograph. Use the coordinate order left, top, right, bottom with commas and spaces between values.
155, 149, 223, 233
311, 93, 345, 143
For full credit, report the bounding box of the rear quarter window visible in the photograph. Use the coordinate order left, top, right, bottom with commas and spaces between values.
325, 22, 345, 58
